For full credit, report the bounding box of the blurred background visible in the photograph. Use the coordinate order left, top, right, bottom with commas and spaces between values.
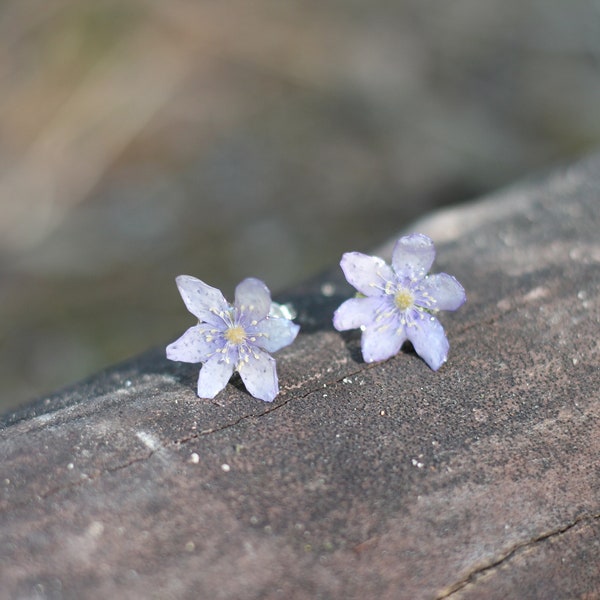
1, 0, 600, 412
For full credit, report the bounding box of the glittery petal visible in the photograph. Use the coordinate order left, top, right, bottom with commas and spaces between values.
361, 323, 406, 363
176, 275, 228, 325
254, 317, 300, 353
339, 252, 394, 297
333, 296, 383, 331
238, 349, 278, 402
391, 234, 435, 281
406, 315, 449, 371
166, 324, 220, 363
235, 277, 272, 322
197, 356, 234, 399
420, 273, 466, 311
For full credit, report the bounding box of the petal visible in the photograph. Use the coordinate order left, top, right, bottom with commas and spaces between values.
238, 349, 278, 402
176, 275, 228, 325
166, 324, 221, 363
406, 315, 449, 371
254, 317, 300, 353
420, 273, 466, 311
361, 324, 406, 363
333, 296, 384, 331
197, 356, 234, 399
339, 252, 394, 296
392, 233, 435, 281
235, 277, 272, 322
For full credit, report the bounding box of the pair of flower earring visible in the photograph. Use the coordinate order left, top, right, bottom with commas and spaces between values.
166, 233, 466, 402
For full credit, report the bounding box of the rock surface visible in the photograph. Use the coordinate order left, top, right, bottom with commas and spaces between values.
2, 154, 600, 599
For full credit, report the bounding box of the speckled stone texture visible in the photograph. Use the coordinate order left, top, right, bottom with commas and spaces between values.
1, 154, 599, 600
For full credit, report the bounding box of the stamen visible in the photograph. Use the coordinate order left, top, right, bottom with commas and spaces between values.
224, 325, 247, 345
394, 288, 414, 311
370, 279, 394, 295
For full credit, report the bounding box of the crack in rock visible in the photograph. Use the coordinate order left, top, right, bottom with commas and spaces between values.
436, 511, 600, 598
8, 364, 378, 508
172, 363, 378, 443
36, 450, 156, 502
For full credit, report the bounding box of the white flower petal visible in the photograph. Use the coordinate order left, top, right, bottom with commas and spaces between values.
254, 317, 300, 353
333, 296, 383, 331
238, 349, 278, 402
235, 277, 272, 322
176, 275, 228, 324
392, 234, 435, 281
197, 356, 234, 399
420, 273, 466, 311
166, 324, 220, 363
361, 324, 406, 363
340, 252, 394, 297
406, 315, 449, 371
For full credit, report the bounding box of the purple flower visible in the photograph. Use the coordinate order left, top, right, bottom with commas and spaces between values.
333, 233, 466, 370
167, 276, 300, 402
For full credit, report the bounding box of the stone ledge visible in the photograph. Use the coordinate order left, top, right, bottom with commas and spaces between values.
1, 154, 599, 599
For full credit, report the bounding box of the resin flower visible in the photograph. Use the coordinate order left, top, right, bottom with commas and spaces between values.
333, 233, 466, 370
167, 276, 300, 402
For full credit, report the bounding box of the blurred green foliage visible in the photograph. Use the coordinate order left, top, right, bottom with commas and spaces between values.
1, 0, 599, 410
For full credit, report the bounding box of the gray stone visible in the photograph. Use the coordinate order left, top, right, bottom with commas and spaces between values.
1, 154, 599, 599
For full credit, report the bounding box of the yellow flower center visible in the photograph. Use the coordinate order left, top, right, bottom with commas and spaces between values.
394, 288, 414, 311
224, 325, 246, 345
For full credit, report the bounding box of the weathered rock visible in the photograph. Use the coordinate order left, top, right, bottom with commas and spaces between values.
1, 154, 599, 599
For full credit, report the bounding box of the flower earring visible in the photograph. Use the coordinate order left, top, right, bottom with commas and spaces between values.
333, 233, 466, 370
166, 276, 299, 402
167, 233, 465, 402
